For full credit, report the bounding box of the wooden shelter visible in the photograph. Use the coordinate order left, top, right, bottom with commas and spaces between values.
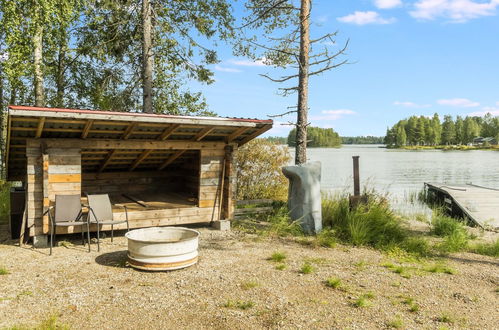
4, 105, 272, 244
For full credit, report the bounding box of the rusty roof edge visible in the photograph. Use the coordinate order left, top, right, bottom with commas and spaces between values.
8, 105, 273, 126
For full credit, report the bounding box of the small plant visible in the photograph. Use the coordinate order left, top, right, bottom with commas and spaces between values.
325, 277, 342, 289
240, 281, 259, 290
401, 236, 433, 257
0, 266, 9, 275
223, 300, 255, 310
469, 239, 499, 257
354, 260, 367, 270
401, 296, 419, 312
353, 296, 370, 308
436, 312, 454, 324
269, 251, 286, 262
409, 303, 420, 312
275, 263, 287, 270
300, 262, 314, 274
387, 316, 404, 329
438, 230, 469, 253
431, 212, 465, 237
315, 229, 337, 248
425, 263, 456, 275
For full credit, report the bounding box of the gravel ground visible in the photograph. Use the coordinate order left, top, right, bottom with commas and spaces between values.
0, 227, 498, 329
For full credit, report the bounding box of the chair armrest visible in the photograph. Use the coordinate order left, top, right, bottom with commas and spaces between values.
42, 206, 54, 216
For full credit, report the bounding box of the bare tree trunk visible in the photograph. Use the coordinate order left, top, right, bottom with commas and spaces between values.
295, 0, 310, 165
0, 64, 4, 178
55, 43, 65, 108
33, 24, 44, 107
142, 0, 153, 113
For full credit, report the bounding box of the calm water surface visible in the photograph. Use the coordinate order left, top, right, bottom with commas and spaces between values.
297, 145, 499, 215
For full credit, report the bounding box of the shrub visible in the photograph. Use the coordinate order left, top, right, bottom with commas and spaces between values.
322, 193, 407, 248
234, 139, 291, 201
438, 230, 469, 253
269, 251, 286, 262
431, 212, 466, 237
469, 239, 499, 257
300, 262, 314, 274
325, 277, 342, 289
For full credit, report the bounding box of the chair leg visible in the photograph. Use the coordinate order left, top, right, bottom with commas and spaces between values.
50, 224, 54, 256
81, 227, 85, 246
111, 224, 114, 242
86, 222, 91, 252
96, 225, 100, 252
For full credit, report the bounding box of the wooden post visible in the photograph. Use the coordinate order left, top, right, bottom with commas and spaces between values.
42, 153, 50, 234
353, 156, 360, 197
222, 145, 235, 219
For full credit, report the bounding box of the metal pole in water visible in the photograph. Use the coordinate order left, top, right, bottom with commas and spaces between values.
353, 156, 360, 197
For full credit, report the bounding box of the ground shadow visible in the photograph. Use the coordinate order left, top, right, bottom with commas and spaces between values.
95, 250, 129, 268
447, 255, 499, 267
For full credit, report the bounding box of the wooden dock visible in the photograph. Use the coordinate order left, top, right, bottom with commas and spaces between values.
425, 183, 499, 230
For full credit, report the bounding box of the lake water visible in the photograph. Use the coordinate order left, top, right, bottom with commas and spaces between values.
298, 145, 499, 216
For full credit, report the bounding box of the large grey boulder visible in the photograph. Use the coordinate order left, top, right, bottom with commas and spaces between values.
282, 161, 322, 234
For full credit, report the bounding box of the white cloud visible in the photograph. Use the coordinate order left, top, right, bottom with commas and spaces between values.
437, 98, 480, 107
337, 11, 396, 25
316, 15, 329, 23
468, 106, 499, 116
410, 0, 499, 23
374, 0, 403, 9
214, 65, 241, 73
393, 101, 431, 108
496, 101, 499, 106
310, 109, 357, 121
228, 57, 270, 67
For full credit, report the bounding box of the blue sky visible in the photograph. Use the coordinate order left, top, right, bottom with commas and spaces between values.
190, 0, 499, 137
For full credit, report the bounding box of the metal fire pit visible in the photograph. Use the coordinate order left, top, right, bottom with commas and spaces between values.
125, 227, 200, 271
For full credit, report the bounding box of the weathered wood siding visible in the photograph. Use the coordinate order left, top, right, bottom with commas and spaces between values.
82, 171, 175, 195
199, 149, 224, 209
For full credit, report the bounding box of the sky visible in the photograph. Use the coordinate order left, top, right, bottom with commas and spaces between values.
189, 0, 499, 137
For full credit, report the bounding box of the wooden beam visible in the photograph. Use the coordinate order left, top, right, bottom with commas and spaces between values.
98, 150, 117, 172
30, 138, 225, 150
5, 115, 12, 177
158, 124, 180, 140
35, 117, 46, 138
129, 149, 153, 171
122, 123, 138, 139
238, 125, 272, 145
81, 120, 94, 139
226, 127, 248, 143
158, 150, 186, 170
193, 127, 214, 141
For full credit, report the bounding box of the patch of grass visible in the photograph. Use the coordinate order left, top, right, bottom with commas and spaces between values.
269, 251, 286, 262
322, 192, 407, 249
240, 280, 259, 290
354, 260, 367, 270
275, 264, 287, 271
436, 312, 454, 324
409, 303, 420, 312
9, 314, 70, 330
264, 206, 303, 237
0, 266, 9, 275
300, 262, 314, 274
223, 300, 255, 310
438, 230, 469, 253
469, 239, 499, 257
401, 236, 433, 257
352, 293, 374, 308
315, 228, 337, 248
325, 277, 342, 289
425, 263, 456, 275
400, 296, 419, 312
57, 240, 73, 248
382, 262, 412, 278
431, 212, 465, 237
387, 316, 404, 329
16, 290, 33, 299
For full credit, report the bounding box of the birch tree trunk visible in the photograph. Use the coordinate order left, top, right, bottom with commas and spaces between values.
33, 24, 45, 107
295, 0, 310, 165
142, 0, 153, 113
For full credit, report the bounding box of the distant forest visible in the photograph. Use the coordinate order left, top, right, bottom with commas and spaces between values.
342, 136, 384, 144
287, 127, 341, 147
385, 113, 499, 147
263, 132, 383, 146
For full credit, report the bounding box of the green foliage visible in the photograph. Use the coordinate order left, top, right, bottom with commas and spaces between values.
275, 263, 286, 270
385, 112, 499, 147
341, 136, 384, 144
0, 266, 9, 275
315, 229, 337, 248
269, 251, 286, 262
0, 180, 10, 224
436, 312, 455, 324
235, 139, 291, 201
299, 262, 314, 274
353, 293, 374, 308
8, 314, 69, 330
469, 239, 499, 257
262, 136, 287, 144
240, 280, 259, 290
387, 316, 404, 329
424, 263, 456, 275
288, 127, 341, 147
438, 230, 469, 253
322, 193, 407, 248
431, 212, 466, 237
222, 300, 255, 310
325, 277, 342, 289
401, 237, 432, 257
